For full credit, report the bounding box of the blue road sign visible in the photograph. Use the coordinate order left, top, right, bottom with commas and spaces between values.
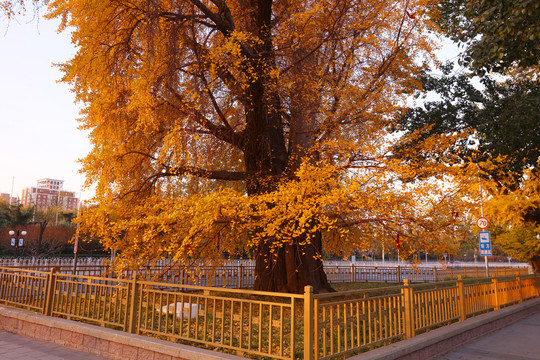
479, 231, 492, 256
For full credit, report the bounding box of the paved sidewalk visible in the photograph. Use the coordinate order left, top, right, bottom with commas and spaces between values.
0, 330, 107, 360
435, 310, 540, 360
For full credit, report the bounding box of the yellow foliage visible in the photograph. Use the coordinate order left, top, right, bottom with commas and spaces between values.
480, 164, 540, 263
41, 0, 478, 276
79, 159, 476, 268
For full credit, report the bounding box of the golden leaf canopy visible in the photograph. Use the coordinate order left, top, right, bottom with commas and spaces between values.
45, 0, 478, 280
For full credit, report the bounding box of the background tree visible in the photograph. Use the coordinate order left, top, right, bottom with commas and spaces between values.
0, 199, 77, 256
0, 200, 33, 230
23, 223, 75, 257
394, 63, 539, 188
0, 200, 12, 227
0, 201, 32, 255
484, 170, 540, 271
395, 0, 540, 271
25, 207, 76, 256
7, 202, 33, 227
394, 69, 540, 270
435, 0, 540, 73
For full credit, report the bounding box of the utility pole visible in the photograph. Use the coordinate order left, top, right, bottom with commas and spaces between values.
9, 177, 14, 207
73, 189, 82, 274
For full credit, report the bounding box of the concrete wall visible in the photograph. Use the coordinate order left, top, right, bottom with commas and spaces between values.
0, 306, 247, 360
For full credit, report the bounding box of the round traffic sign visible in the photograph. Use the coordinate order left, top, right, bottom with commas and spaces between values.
476, 217, 489, 229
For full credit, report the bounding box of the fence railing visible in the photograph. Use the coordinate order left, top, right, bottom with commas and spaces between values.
308, 274, 540, 360
0, 267, 48, 313
0, 265, 538, 359
0, 261, 529, 288
134, 280, 304, 359
1, 257, 529, 268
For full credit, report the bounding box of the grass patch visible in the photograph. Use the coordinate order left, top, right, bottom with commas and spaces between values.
331, 282, 396, 292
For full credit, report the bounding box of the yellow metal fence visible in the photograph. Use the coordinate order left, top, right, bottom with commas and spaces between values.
0, 266, 538, 360
0, 268, 48, 313
1, 264, 529, 288
134, 281, 303, 359
50, 272, 132, 330
304, 274, 539, 360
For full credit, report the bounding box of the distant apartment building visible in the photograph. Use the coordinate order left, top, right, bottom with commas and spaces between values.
21, 178, 79, 211
0, 193, 17, 204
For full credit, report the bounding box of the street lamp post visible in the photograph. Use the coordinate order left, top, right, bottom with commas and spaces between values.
9, 229, 27, 257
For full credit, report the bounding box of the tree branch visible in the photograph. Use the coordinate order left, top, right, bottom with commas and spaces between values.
165, 85, 244, 148
161, 166, 249, 181
189, 0, 235, 36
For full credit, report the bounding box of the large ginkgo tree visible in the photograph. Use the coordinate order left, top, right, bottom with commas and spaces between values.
40, 0, 472, 293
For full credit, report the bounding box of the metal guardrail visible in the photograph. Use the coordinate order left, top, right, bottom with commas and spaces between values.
0, 265, 538, 359
134, 281, 303, 359
0, 267, 303, 359
0, 262, 529, 288
0, 267, 48, 313
307, 274, 540, 360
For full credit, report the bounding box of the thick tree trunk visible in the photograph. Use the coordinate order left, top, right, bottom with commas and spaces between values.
241, 1, 333, 293
531, 255, 540, 274
253, 231, 335, 294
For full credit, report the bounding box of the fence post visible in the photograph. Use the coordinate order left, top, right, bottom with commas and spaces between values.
402, 279, 415, 339
128, 275, 140, 334
397, 266, 402, 283
457, 275, 466, 321
238, 264, 244, 288
304, 286, 314, 360
516, 273, 523, 303
44, 267, 56, 316
351, 264, 355, 283
492, 277, 500, 311
434, 267, 438, 281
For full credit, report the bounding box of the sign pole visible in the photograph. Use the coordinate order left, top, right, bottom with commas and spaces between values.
485, 252, 489, 277
477, 166, 489, 277
478, 227, 491, 278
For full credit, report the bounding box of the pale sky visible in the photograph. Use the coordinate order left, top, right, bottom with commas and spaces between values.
0, 12, 461, 203
0, 13, 91, 200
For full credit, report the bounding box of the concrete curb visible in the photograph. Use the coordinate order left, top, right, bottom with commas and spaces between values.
0, 306, 248, 360
350, 297, 540, 360
2, 297, 539, 360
